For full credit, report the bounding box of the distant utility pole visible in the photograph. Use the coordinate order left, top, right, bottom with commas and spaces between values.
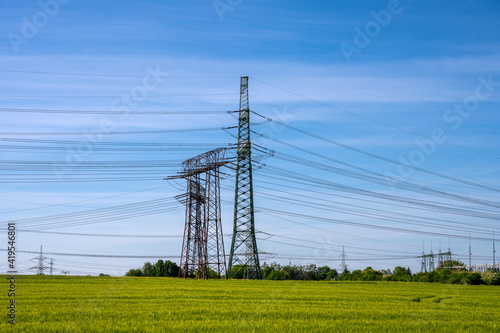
429, 249, 435, 272
228, 76, 261, 280
421, 243, 427, 273
445, 238, 452, 269
494, 229, 496, 268
429, 241, 434, 272
38, 246, 45, 275
438, 239, 443, 268
61, 270, 70, 276
339, 246, 348, 273
468, 234, 472, 270
50, 258, 54, 276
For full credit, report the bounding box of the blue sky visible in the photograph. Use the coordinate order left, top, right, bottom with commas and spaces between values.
0, 0, 499, 276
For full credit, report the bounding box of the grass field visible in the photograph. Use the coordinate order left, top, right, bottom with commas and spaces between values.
1, 275, 499, 332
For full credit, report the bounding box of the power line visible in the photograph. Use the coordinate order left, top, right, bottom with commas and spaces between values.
0, 126, 231, 136
254, 190, 494, 236
250, 77, 499, 161
0, 93, 238, 98
259, 148, 500, 210
15, 230, 183, 238
256, 205, 495, 242
251, 111, 500, 193
0, 138, 233, 147
1, 197, 183, 229
0, 107, 237, 115
251, 180, 497, 234
0, 69, 236, 79
255, 165, 500, 220
0, 185, 171, 214
0, 248, 180, 259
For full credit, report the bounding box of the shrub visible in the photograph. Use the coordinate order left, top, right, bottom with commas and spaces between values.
362, 267, 383, 281
481, 270, 500, 285
268, 270, 286, 280
125, 268, 143, 277
447, 272, 465, 284
465, 272, 483, 285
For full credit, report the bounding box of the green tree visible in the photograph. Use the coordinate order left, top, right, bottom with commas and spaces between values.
304, 264, 318, 280
164, 260, 179, 277
152, 259, 166, 277
393, 266, 410, 277
125, 268, 143, 277
142, 262, 153, 277
465, 272, 482, 285
350, 269, 362, 281
326, 268, 339, 280
481, 270, 500, 285
268, 270, 286, 280
262, 262, 274, 279
385, 266, 411, 282
283, 265, 299, 280
338, 271, 352, 281
362, 267, 382, 281
229, 264, 246, 279
318, 266, 332, 280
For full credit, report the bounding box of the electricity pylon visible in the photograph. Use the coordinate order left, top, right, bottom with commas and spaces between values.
494, 229, 496, 269
168, 148, 228, 279
30, 245, 49, 275
469, 234, 472, 270
339, 246, 348, 273
227, 76, 262, 279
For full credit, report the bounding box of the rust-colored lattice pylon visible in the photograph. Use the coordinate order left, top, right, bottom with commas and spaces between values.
168, 148, 228, 279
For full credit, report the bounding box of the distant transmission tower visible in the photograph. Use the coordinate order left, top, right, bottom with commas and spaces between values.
421, 243, 428, 273
438, 239, 443, 268
469, 234, 472, 270
429, 245, 435, 272
436, 239, 452, 269
30, 245, 49, 275
339, 246, 348, 273
494, 229, 496, 269
445, 238, 452, 269
227, 76, 262, 279
168, 148, 228, 279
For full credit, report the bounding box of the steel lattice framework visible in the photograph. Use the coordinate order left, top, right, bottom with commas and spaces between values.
227, 76, 262, 279
170, 148, 227, 279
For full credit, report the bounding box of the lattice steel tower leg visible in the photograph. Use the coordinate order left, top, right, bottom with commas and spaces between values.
179, 175, 206, 278
38, 245, 45, 275
175, 149, 227, 279
203, 149, 227, 278
228, 76, 262, 279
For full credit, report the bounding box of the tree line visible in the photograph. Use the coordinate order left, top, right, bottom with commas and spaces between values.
125, 260, 179, 277
259, 261, 499, 285
125, 260, 499, 285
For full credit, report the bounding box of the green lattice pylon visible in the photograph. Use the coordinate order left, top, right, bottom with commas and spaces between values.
227, 76, 262, 279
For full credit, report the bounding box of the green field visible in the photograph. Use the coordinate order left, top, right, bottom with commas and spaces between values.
1, 275, 499, 332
